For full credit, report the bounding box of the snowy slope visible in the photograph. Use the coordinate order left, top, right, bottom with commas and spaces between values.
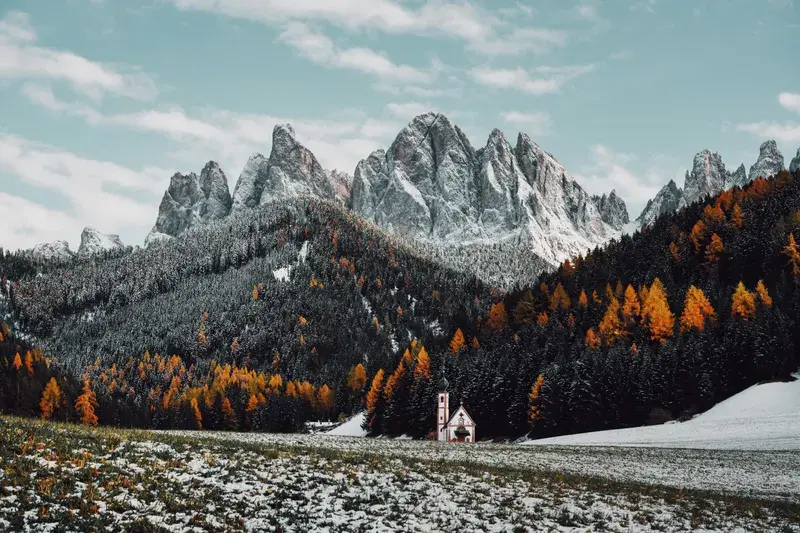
525, 377, 800, 450
326, 412, 367, 437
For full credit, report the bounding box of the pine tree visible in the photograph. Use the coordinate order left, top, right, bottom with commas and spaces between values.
39, 378, 62, 420
347, 363, 367, 392
621, 284, 641, 325
578, 289, 589, 308
75, 380, 99, 426
528, 374, 545, 424
782, 233, 800, 278
189, 397, 202, 429
731, 203, 744, 229
705, 233, 724, 262
365, 369, 385, 416
549, 283, 571, 311
585, 328, 601, 350
731, 282, 756, 320
690, 220, 707, 251
414, 346, 431, 380
316, 385, 335, 418
12, 352, 22, 371
755, 280, 773, 308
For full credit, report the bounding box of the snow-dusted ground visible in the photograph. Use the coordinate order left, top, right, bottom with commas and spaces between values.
4, 418, 797, 532
327, 411, 368, 437
526, 378, 800, 451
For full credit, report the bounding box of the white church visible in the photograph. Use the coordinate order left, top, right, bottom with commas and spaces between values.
436, 376, 477, 443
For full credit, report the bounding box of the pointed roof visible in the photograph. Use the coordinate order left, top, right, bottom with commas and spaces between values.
447, 403, 476, 427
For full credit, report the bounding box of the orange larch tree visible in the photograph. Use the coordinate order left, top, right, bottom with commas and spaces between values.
347, 363, 367, 392
642, 278, 674, 342
782, 233, 800, 278
621, 284, 641, 325
414, 346, 431, 380
598, 297, 624, 345
549, 283, 571, 311
486, 302, 509, 332
705, 233, 724, 262
755, 280, 773, 308
585, 328, 601, 350
731, 203, 744, 229
365, 369, 385, 415
75, 380, 99, 426
528, 374, 545, 423
731, 282, 756, 320
449, 328, 466, 355
40, 377, 62, 420
690, 220, 707, 251
316, 385, 335, 417
679, 285, 716, 333
12, 352, 22, 372
578, 289, 589, 308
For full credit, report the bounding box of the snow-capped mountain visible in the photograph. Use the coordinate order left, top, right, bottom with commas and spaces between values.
231, 124, 335, 211
77, 227, 126, 256
748, 140, 784, 182
636, 179, 683, 228
350, 113, 627, 267
637, 140, 791, 228
31, 240, 73, 261
146, 161, 232, 245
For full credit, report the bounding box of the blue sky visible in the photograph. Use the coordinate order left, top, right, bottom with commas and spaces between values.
0, 0, 798, 251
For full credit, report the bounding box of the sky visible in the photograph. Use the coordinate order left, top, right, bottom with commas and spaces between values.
0, 0, 798, 251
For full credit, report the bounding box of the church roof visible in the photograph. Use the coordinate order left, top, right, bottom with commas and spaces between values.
437, 376, 449, 392
447, 404, 476, 427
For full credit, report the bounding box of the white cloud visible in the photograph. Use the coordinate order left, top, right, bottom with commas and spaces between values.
779, 92, 800, 114
386, 102, 434, 119
735, 122, 800, 143
630, 0, 658, 13
573, 145, 677, 218
169, 0, 564, 57
576, 4, 598, 20
277, 22, 430, 83
501, 111, 551, 136
0, 12, 157, 101
0, 134, 172, 250
470, 64, 594, 95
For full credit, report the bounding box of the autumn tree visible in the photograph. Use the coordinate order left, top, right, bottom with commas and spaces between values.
783, 233, 800, 278
585, 328, 601, 350
731, 282, 756, 320
75, 380, 99, 426
705, 233, 724, 262
449, 328, 466, 355
189, 397, 202, 430
549, 283, 571, 311
598, 297, 624, 345
642, 278, 674, 342
528, 375, 545, 423
39, 378, 62, 420
514, 291, 536, 324
12, 352, 22, 371
690, 220, 707, 251
621, 284, 640, 325
755, 280, 773, 308
347, 363, 367, 392
536, 312, 549, 326
316, 385, 335, 418
578, 289, 589, 308
679, 286, 716, 333
414, 346, 431, 380
365, 369, 385, 415
486, 302, 508, 332
731, 203, 744, 229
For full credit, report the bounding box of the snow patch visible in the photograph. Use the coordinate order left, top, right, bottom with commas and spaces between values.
326, 412, 368, 437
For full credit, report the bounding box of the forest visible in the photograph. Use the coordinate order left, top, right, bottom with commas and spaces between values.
1, 169, 799, 438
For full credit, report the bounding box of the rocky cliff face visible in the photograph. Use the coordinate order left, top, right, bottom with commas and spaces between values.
748, 140, 784, 182
591, 191, 630, 228
679, 150, 728, 209
147, 161, 232, 243
789, 148, 800, 175
636, 180, 683, 228
77, 227, 126, 256
350, 113, 626, 267
726, 164, 748, 189
232, 124, 335, 210
31, 240, 73, 261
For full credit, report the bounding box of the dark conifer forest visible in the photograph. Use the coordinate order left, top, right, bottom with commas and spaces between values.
1, 170, 799, 438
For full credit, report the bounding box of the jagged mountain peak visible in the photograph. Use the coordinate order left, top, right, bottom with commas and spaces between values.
749, 139, 784, 181
31, 240, 73, 261
681, 149, 727, 208
146, 160, 232, 245
78, 227, 126, 256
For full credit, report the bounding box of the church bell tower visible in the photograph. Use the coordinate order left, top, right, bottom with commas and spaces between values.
436, 376, 450, 442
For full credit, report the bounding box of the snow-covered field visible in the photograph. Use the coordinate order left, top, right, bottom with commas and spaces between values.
525, 377, 800, 450
2, 417, 798, 532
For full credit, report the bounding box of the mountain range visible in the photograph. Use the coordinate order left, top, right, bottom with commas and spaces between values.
27, 112, 800, 283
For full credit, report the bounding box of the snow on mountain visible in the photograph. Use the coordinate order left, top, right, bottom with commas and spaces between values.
77, 227, 126, 256
636, 179, 683, 228
31, 240, 73, 261
146, 161, 232, 244
748, 140, 784, 182
231, 124, 335, 211
590, 190, 629, 228
350, 113, 626, 269
789, 147, 800, 175
726, 163, 748, 189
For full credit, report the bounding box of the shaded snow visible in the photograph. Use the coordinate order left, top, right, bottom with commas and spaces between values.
525, 377, 800, 450
326, 412, 367, 437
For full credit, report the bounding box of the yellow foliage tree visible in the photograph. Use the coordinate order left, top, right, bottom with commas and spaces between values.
39, 378, 62, 420
75, 380, 99, 426
578, 289, 589, 308
549, 283, 571, 311
731, 203, 744, 229
12, 352, 22, 371
316, 385, 335, 416
755, 280, 773, 308
679, 285, 716, 333
783, 233, 800, 278
189, 397, 203, 430
705, 233, 724, 262
585, 327, 601, 350
486, 302, 509, 332
365, 369, 385, 414
347, 363, 367, 392
449, 328, 466, 355
536, 312, 549, 326
528, 374, 545, 423
598, 297, 624, 345
621, 284, 641, 325
690, 220, 707, 251
414, 346, 431, 381
731, 282, 756, 320
642, 278, 674, 343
